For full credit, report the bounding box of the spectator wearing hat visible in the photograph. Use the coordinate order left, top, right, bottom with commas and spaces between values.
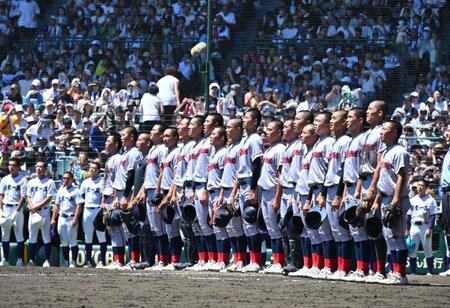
425, 97, 440, 121
43, 79, 60, 103
433, 90, 447, 113
400, 93, 418, 123
297, 90, 319, 112
0, 102, 19, 139
410, 91, 424, 110
7, 83, 22, 105
24, 79, 43, 109
140, 83, 163, 133
47, 15, 61, 38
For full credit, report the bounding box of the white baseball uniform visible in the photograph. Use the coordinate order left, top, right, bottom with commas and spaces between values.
408, 194, 437, 258
80, 176, 106, 244
56, 186, 83, 247
208, 146, 227, 240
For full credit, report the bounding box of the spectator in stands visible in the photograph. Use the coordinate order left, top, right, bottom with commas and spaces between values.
17, 0, 40, 41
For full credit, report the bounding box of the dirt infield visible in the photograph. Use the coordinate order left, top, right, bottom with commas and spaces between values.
0, 268, 449, 308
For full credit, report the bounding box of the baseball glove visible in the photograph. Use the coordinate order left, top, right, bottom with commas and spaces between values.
382, 204, 402, 228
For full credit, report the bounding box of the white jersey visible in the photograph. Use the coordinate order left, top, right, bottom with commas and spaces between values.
377, 144, 410, 197
0, 172, 27, 205
360, 125, 385, 176
174, 141, 194, 187
184, 139, 201, 183
295, 145, 313, 195
26, 177, 56, 216
258, 142, 286, 191
407, 194, 438, 224
80, 176, 104, 207
237, 132, 263, 179
56, 186, 83, 215
103, 152, 121, 196
287, 139, 304, 184
144, 143, 167, 189
207, 147, 227, 190
221, 141, 240, 188
192, 137, 211, 183
343, 132, 364, 184
161, 146, 180, 191
308, 136, 334, 187
113, 147, 142, 191
324, 135, 351, 187
279, 138, 299, 188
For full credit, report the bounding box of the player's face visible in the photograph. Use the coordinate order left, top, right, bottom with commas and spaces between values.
416, 181, 427, 196
8, 161, 19, 175
330, 113, 345, 132
301, 127, 315, 146
203, 116, 216, 136
266, 122, 282, 144
89, 164, 100, 178
120, 130, 133, 147
36, 162, 46, 177
313, 114, 330, 136
243, 112, 256, 130
188, 119, 202, 139
226, 121, 241, 142
294, 113, 306, 134
380, 123, 396, 144
346, 111, 359, 130
163, 130, 177, 148
150, 125, 162, 143
178, 119, 190, 139
210, 128, 223, 148
136, 134, 150, 152
62, 174, 73, 187
445, 127, 450, 141
105, 136, 117, 154
282, 121, 294, 141
366, 103, 380, 125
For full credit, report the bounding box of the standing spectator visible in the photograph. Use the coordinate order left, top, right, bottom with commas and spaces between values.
140, 83, 163, 133
17, 0, 40, 41
156, 66, 180, 120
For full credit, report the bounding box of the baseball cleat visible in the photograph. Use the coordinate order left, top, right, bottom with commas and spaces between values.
365, 272, 386, 283
317, 268, 333, 279
0, 260, 10, 267
27, 260, 36, 267
305, 267, 321, 278
203, 260, 217, 271
105, 261, 123, 269
208, 261, 226, 272
16, 259, 24, 268
42, 260, 50, 268
69, 262, 76, 268
95, 261, 104, 269
239, 262, 261, 273
263, 263, 283, 274
380, 272, 408, 285
119, 261, 136, 271
327, 270, 347, 281
185, 260, 206, 272
145, 261, 165, 271
62, 260, 70, 268
161, 263, 176, 271
84, 263, 94, 268
439, 269, 450, 276
342, 270, 366, 282
221, 261, 243, 273
288, 266, 310, 277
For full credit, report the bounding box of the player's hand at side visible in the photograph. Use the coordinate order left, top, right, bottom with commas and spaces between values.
316, 195, 326, 209
71, 218, 78, 226
51, 218, 57, 226
272, 199, 280, 212
370, 201, 380, 213
188, 190, 195, 201
120, 196, 128, 209
247, 189, 258, 206
425, 228, 432, 238
200, 189, 209, 206
331, 196, 342, 211
303, 199, 312, 215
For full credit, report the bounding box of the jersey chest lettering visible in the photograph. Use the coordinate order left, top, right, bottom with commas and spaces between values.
176, 154, 185, 163
239, 148, 249, 156
5, 184, 20, 191
163, 162, 172, 168
380, 161, 393, 169
312, 151, 324, 158
282, 156, 292, 164
328, 152, 339, 160
198, 148, 209, 155
292, 149, 303, 156
301, 163, 310, 170
263, 157, 273, 164
208, 163, 219, 171
119, 158, 127, 166
345, 150, 358, 158
224, 157, 236, 164
362, 144, 375, 151
189, 153, 199, 160
147, 157, 158, 165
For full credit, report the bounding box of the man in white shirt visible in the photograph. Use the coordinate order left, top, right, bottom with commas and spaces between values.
18, 0, 40, 40
157, 66, 180, 119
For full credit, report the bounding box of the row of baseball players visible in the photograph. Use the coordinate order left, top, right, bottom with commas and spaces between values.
0, 102, 442, 284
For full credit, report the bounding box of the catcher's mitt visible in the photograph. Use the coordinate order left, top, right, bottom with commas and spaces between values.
382, 204, 402, 228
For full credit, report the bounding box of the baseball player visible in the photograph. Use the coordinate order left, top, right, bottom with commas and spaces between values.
284, 111, 314, 274
186, 114, 224, 271
138, 123, 169, 270
440, 125, 450, 277
338, 107, 367, 281
101, 132, 125, 269
26, 160, 56, 267
258, 120, 286, 274
206, 126, 229, 271
80, 162, 107, 268
216, 118, 247, 272
276, 119, 301, 273
306, 112, 334, 278
170, 117, 199, 269
51, 172, 82, 268
127, 132, 155, 270
319, 110, 351, 278
112, 126, 142, 268
157, 127, 182, 270
406, 179, 437, 275
358, 101, 390, 283
0, 158, 28, 267
372, 120, 410, 285
234, 108, 264, 273
289, 124, 318, 277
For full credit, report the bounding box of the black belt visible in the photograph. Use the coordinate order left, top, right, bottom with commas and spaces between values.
360, 174, 371, 181
223, 187, 232, 191
238, 178, 251, 185
61, 213, 75, 218
38, 207, 49, 211
184, 181, 193, 188
4, 203, 17, 207
345, 182, 355, 187
310, 184, 320, 191
413, 221, 423, 225
208, 188, 219, 194
194, 182, 206, 188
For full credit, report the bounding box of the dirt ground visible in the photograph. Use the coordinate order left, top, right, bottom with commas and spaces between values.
0, 268, 449, 308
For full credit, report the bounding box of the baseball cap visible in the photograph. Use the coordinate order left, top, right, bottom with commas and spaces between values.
91, 40, 100, 45
51, 79, 59, 85
326, 48, 334, 54
403, 93, 411, 100
410, 91, 419, 97
209, 82, 220, 91
340, 76, 351, 84
31, 79, 41, 87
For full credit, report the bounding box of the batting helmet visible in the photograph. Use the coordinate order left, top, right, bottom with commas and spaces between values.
162, 205, 176, 224
182, 199, 197, 223
338, 204, 349, 230
50, 224, 60, 247
120, 209, 133, 223
305, 206, 327, 230
288, 212, 304, 234
109, 208, 123, 227
242, 200, 257, 224
214, 206, 233, 228
120, 209, 141, 234
344, 198, 363, 227
93, 210, 106, 232
278, 206, 294, 230
257, 207, 267, 231
132, 202, 147, 222
365, 212, 383, 238
151, 192, 164, 206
